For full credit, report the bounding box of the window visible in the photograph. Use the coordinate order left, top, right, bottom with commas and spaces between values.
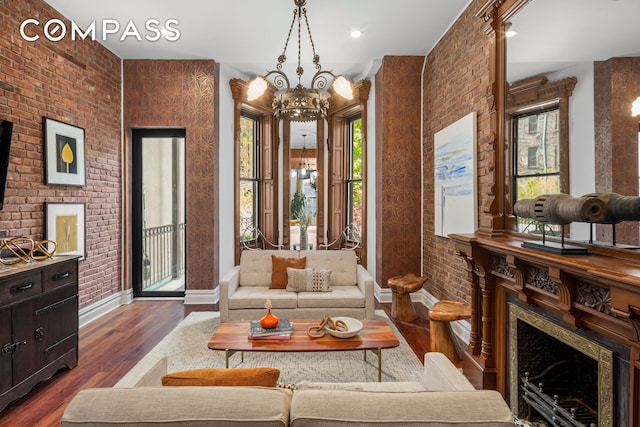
346, 116, 363, 241
239, 114, 259, 240
513, 106, 561, 234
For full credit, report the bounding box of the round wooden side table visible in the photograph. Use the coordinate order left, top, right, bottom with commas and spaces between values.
429, 300, 471, 362
388, 273, 427, 322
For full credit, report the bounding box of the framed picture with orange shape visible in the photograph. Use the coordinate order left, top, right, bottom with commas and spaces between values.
43, 117, 86, 186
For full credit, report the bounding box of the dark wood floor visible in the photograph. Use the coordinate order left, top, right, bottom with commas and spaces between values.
0, 300, 431, 427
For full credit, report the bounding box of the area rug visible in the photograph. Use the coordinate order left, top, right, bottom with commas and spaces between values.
132, 310, 424, 384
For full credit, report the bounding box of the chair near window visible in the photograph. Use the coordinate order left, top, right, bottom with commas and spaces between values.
239, 226, 283, 251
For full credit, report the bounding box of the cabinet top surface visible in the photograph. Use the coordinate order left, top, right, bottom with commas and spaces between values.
0, 255, 79, 279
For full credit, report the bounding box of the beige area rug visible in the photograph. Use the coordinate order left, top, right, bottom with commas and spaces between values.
135, 310, 424, 384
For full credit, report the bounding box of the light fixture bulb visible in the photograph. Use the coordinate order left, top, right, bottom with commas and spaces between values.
504, 22, 518, 38
350, 30, 362, 38
632, 96, 640, 117
333, 76, 354, 100
247, 77, 267, 101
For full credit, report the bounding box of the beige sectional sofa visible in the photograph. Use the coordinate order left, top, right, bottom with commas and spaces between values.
219, 249, 375, 322
61, 352, 515, 426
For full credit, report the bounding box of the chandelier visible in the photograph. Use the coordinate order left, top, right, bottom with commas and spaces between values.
247, 0, 354, 122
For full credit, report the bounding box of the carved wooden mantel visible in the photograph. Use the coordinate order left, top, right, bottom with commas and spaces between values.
450, 232, 640, 424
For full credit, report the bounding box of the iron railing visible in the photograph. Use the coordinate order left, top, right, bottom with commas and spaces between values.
142, 223, 186, 290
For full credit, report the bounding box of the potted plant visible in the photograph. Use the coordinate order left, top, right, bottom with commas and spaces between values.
298, 211, 312, 250
291, 190, 306, 222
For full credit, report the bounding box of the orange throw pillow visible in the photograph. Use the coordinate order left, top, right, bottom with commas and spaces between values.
270, 255, 306, 289
161, 367, 280, 387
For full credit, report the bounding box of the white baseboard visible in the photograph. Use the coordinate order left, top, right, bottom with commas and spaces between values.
184, 288, 218, 305
79, 289, 133, 328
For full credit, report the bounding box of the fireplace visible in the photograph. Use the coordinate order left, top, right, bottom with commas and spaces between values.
509, 303, 613, 426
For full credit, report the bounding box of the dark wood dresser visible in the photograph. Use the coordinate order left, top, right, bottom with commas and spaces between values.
0, 255, 79, 412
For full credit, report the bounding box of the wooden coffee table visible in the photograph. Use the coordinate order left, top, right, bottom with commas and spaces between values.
208, 319, 400, 381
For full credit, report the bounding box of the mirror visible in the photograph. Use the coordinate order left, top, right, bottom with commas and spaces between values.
289, 123, 318, 250
505, 0, 640, 244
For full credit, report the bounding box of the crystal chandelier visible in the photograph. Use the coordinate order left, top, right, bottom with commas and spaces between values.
247, 0, 353, 122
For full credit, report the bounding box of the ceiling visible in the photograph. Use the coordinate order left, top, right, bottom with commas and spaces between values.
41, 0, 639, 147
43, 0, 471, 148
507, 0, 640, 81
43, 0, 470, 81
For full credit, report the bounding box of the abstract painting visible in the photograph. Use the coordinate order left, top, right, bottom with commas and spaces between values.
434, 112, 477, 237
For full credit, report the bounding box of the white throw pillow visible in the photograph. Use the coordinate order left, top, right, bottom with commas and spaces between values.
286, 268, 332, 292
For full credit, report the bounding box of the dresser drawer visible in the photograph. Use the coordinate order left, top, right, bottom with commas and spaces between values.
42, 260, 78, 292
0, 270, 42, 305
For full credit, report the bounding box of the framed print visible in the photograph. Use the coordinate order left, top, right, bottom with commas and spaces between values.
45, 202, 86, 260
43, 117, 86, 186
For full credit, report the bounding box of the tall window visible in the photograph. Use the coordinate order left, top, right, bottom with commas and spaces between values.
513, 106, 561, 234
347, 116, 363, 241
240, 114, 259, 240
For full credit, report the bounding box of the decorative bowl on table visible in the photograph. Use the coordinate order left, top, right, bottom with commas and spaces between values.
325, 317, 363, 338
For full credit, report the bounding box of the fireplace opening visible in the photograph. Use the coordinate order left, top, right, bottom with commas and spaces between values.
509, 303, 614, 426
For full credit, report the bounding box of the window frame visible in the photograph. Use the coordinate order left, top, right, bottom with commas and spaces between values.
505, 76, 576, 234
239, 112, 260, 242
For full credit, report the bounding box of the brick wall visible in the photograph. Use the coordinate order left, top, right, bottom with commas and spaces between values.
0, 0, 122, 308
422, 0, 490, 303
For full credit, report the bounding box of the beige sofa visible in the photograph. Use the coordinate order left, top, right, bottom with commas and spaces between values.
61, 352, 515, 426
219, 249, 375, 322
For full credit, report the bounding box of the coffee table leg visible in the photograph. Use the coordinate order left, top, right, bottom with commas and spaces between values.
225, 349, 229, 368
377, 347, 382, 382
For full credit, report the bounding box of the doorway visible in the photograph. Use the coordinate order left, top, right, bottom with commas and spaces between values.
132, 128, 186, 297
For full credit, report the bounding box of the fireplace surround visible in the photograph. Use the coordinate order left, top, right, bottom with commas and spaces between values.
450, 233, 640, 425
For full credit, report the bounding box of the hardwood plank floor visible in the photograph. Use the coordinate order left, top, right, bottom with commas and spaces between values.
0, 300, 431, 427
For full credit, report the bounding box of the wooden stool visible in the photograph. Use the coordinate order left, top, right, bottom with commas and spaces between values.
388, 273, 427, 322
429, 300, 471, 362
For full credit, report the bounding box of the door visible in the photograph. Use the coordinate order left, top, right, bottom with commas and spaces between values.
132, 129, 186, 297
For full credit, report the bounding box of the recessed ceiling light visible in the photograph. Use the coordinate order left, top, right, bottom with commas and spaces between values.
350, 30, 362, 39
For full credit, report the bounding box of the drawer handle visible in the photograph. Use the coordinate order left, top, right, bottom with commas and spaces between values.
10, 282, 34, 294
53, 271, 70, 281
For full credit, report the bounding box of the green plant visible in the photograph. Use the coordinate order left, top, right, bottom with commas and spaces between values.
298, 211, 312, 232
291, 190, 306, 220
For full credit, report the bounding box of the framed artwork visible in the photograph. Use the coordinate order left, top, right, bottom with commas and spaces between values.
434, 111, 477, 237
43, 117, 86, 186
45, 202, 86, 260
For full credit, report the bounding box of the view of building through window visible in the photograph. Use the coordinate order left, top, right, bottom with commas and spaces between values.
513, 107, 561, 235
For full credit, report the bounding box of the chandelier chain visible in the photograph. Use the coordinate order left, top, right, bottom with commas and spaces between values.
302, 8, 318, 65
281, 8, 298, 64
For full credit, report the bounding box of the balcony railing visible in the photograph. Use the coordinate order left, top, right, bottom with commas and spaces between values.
143, 223, 186, 290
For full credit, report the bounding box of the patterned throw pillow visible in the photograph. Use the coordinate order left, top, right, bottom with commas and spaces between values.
286, 267, 332, 292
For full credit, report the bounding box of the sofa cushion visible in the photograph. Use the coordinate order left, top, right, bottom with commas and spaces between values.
229, 287, 298, 309
161, 367, 280, 387
301, 250, 357, 286
61, 386, 291, 427
270, 255, 307, 289
240, 250, 300, 287
289, 389, 514, 427
286, 268, 332, 292
297, 286, 364, 309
